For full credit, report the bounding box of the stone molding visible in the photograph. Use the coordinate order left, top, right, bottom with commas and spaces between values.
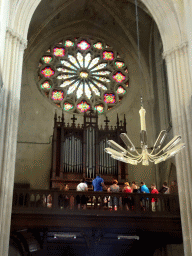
162, 41, 188, 59
6, 27, 28, 49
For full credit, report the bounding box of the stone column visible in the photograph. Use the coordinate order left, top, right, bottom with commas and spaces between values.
0, 27, 27, 256
163, 42, 192, 256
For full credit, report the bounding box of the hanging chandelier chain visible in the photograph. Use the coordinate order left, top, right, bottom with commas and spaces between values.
135, 0, 143, 107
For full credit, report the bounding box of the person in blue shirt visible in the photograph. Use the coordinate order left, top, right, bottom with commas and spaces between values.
140, 181, 150, 210
140, 182, 150, 193
92, 175, 104, 191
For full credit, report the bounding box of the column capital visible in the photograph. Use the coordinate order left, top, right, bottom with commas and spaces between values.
6, 27, 28, 50
162, 41, 188, 59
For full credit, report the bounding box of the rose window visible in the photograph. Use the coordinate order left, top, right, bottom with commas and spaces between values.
38, 37, 129, 114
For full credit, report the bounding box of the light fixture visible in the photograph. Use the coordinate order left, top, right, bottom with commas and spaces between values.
104, 0, 185, 166
104, 106, 185, 165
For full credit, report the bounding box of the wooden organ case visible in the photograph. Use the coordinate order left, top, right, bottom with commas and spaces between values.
51, 111, 127, 189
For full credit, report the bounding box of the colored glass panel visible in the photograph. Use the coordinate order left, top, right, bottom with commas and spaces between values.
42, 56, 52, 64
93, 42, 103, 49
41, 81, 51, 89
60, 80, 75, 88
95, 104, 104, 114
76, 82, 83, 99
77, 40, 90, 50
77, 101, 90, 112
113, 72, 126, 83
117, 86, 126, 95
115, 61, 125, 68
104, 93, 116, 104
92, 80, 107, 91
61, 60, 77, 70
41, 67, 55, 77
94, 76, 110, 83
64, 102, 74, 111
103, 51, 114, 60
65, 40, 74, 47
67, 81, 79, 94
84, 53, 91, 68
88, 57, 100, 69
57, 68, 76, 73
91, 63, 107, 72
77, 52, 84, 68
53, 47, 65, 57
89, 82, 100, 96
85, 83, 92, 99
68, 55, 80, 68
57, 74, 76, 79
92, 71, 110, 75
51, 90, 64, 101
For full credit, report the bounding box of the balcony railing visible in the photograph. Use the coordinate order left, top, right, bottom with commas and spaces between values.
12, 189, 180, 216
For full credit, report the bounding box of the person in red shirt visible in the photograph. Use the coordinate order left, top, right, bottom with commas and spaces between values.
122, 182, 132, 210
151, 184, 159, 212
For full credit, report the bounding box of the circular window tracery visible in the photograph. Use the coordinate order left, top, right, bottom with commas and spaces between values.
38, 37, 129, 114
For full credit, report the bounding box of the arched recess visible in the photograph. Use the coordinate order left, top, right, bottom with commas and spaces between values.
141, 0, 185, 52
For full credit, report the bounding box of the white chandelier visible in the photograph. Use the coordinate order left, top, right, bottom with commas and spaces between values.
104, 104, 185, 165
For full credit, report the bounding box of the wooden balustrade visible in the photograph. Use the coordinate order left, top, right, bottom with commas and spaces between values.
12, 189, 180, 216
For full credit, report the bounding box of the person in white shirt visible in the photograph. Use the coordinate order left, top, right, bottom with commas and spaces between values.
76, 178, 88, 210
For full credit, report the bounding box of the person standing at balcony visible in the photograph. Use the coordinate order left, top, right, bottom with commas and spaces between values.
76, 178, 88, 210
131, 181, 139, 193
140, 181, 150, 210
151, 184, 159, 212
140, 182, 150, 193
59, 183, 69, 209
159, 181, 170, 211
122, 182, 132, 211
92, 175, 105, 209
92, 175, 104, 191
108, 179, 120, 211
131, 181, 139, 210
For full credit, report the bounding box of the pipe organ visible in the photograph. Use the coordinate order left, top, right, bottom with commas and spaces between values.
51, 111, 127, 188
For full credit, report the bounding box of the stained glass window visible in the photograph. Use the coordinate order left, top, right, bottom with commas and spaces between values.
41, 81, 52, 89
64, 102, 74, 111
38, 37, 129, 113
103, 51, 114, 60
117, 86, 126, 95
65, 40, 74, 47
77, 40, 90, 50
95, 104, 104, 114
115, 61, 124, 68
77, 101, 90, 112
51, 90, 64, 101
113, 72, 126, 83
41, 67, 55, 78
42, 56, 52, 64
53, 47, 65, 57
93, 42, 103, 49
104, 93, 116, 104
